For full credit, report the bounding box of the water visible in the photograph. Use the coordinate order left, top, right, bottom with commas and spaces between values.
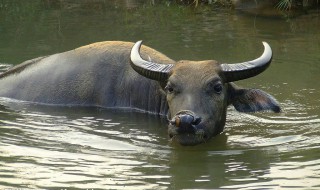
0, 0, 319, 189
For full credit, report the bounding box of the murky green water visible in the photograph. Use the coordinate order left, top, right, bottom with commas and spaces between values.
0, 0, 319, 189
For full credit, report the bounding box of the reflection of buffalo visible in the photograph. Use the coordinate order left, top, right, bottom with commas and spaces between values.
0, 41, 280, 145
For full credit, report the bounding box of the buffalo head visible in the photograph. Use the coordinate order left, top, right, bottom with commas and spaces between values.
130, 41, 280, 145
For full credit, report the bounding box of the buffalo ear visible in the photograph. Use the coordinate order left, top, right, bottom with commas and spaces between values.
228, 83, 281, 113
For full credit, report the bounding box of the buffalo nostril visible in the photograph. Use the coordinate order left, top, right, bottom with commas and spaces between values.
173, 114, 194, 128
192, 116, 202, 125
170, 114, 202, 128
170, 114, 202, 135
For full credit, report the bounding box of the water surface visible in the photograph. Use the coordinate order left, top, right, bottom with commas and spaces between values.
0, 1, 319, 189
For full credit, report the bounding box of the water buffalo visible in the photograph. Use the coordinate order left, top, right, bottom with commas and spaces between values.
0, 41, 280, 145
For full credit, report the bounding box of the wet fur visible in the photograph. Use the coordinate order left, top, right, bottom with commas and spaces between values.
0, 41, 174, 115
0, 41, 280, 145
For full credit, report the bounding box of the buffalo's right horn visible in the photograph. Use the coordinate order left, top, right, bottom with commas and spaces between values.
220, 42, 273, 82
130, 41, 174, 82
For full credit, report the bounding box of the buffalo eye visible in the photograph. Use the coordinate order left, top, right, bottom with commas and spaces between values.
165, 84, 175, 94
207, 80, 223, 95
213, 83, 223, 94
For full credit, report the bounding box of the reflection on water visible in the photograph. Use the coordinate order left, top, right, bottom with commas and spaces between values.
0, 0, 320, 189
1, 97, 319, 189
0, 100, 170, 189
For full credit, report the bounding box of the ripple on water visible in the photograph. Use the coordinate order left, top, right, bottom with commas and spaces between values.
0, 87, 319, 189
225, 96, 320, 149
0, 100, 172, 189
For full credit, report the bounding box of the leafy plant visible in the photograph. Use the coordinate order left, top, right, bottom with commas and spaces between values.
276, 0, 319, 10
276, 0, 293, 10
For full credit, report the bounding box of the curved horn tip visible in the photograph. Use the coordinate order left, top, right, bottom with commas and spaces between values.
221, 41, 273, 82
260, 41, 272, 61
132, 40, 143, 51
262, 41, 272, 52
130, 40, 174, 81
131, 40, 144, 63
136, 40, 143, 46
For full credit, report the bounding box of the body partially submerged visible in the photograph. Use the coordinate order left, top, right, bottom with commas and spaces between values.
0, 42, 171, 115
0, 41, 280, 145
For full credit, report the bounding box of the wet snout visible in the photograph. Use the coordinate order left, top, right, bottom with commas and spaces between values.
169, 111, 202, 134
168, 110, 210, 145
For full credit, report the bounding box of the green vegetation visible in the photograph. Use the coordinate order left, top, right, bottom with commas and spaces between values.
276, 0, 319, 10
175, 0, 319, 10
172, 0, 231, 7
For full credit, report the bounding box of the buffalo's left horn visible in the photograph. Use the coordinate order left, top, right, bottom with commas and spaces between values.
221, 42, 272, 82
130, 41, 174, 81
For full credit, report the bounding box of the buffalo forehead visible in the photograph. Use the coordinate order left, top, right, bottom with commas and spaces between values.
171, 60, 221, 81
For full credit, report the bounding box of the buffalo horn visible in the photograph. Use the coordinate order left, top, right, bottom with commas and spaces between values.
220, 42, 272, 82
130, 41, 174, 81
